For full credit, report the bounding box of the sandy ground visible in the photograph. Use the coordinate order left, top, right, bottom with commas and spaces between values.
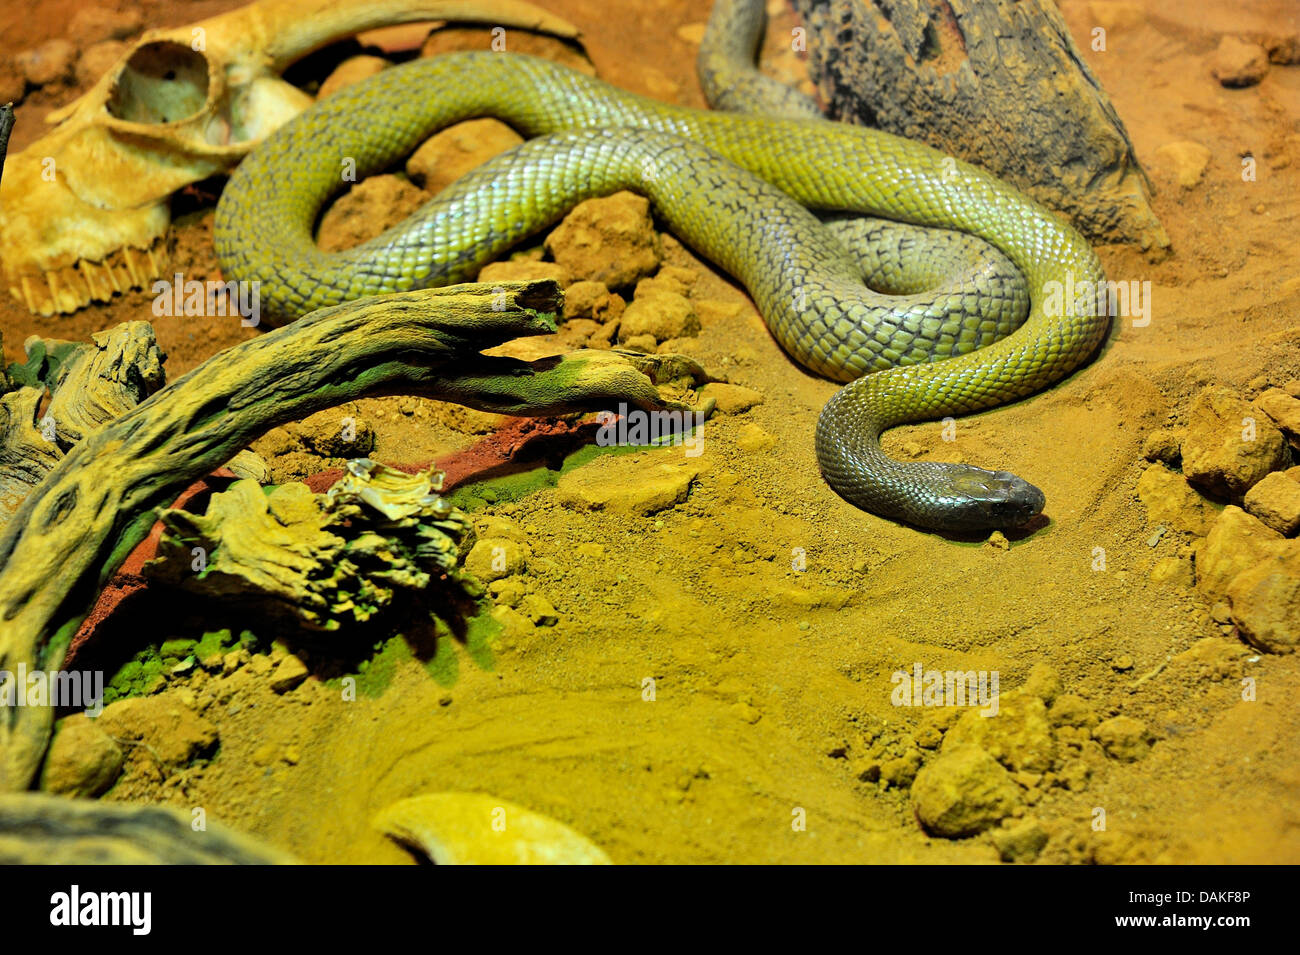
2, 0, 1299, 863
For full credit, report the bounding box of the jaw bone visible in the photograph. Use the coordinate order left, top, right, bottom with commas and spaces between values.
0, 0, 580, 316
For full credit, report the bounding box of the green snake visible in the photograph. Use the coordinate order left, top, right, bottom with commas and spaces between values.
214, 12, 1108, 532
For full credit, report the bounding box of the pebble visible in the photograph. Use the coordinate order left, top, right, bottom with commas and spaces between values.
270, 655, 309, 694
1093, 716, 1150, 761
407, 118, 524, 194
464, 538, 528, 583
942, 692, 1055, 773
96, 696, 219, 767
1181, 387, 1286, 498
991, 817, 1049, 863
1153, 141, 1210, 189
698, 382, 763, 414
556, 455, 699, 516
910, 744, 1024, 838
16, 38, 76, 86
544, 192, 662, 288
1136, 463, 1218, 535
1212, 36, 1270, 87
316, 175, 430, 252
1243, 471, 1300, 535
39, 714, 124, 798
318, 55, 389, 99
619, 290, 699, 343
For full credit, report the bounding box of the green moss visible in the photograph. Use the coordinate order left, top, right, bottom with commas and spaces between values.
447, 439, 643, 511
102, 627, 253, 705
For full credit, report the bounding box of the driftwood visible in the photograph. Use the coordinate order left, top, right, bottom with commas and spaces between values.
790, 0, 1167, 250
0, 792, 298, 863
0, 280, 706, 792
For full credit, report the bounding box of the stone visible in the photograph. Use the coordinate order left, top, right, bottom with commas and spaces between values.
544, 192, 662, 288
1181, 388, 1286, 498
562, 281, 625, 323
1153, 141, 1211, 189
556, 455, 698, 516
16, 39, 76, 86
1093, 716, 1150, 761
318, 55, 389, 98
1141, 427, 1184, 464
698, 382, 764, 415
991, 817, 1050, 863
97, 697, 219, 768
1022, 664, 1062, 704
1243, 471, 1300, 534
406, 118, 524, 194
316, 175, 429, 252
68, 6, 143, 45
1149, 555, 1194, 587
39, 715, 124, 798
491, 605, 536, 643
464, 538, 527, 583
1212, 36, 1270, 87
518, 593, 559, 627
270, 655, 309, 693
1048, 693, 1099, 730
76, 40, 129, 88
1226, 545, 1300, 653
1196, 505, 1285, 597
736, 423, 776, 452
1135, 463, 1218, 534
942, 692, 1055, 773
619, 291, 699, 343
477, 260, 571, 287
910, 744, 1024, 838
1255, 388, 1300, 445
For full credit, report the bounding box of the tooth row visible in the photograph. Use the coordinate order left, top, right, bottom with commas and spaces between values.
6, 238, 168, 316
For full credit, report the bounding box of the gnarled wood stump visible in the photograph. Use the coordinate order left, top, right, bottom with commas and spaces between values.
790, 0, 1167, 250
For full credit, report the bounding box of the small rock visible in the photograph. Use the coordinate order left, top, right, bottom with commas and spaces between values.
1141, 427, 1184, 464
39, 715, 124, 798
545, 191, 662, 288
0, 63, 25, 106
270, 655, 309, 694
698, 382, 763, 415
491, 605, 536, 643
556, 455, 698, 516
407, 118, 524, 194
1255, 388, 1300, 446
1153, 141, 1211, 189
16, 39, 76, 86
910, 744, 1024, 838
318, 55, 389, 99
1196, 505, 1285, 597
317, 175, 430, 252
991, 817, 1049, 863
1226, 545, 1300, 653
76, 40, 128, 87
1181, 387, 1286, 498
478, 260, 571, 287
97, 697, 219, 767
518, 593, 559, 627
1212, 36, 1269, 88
68, 6, 142, 45
1243, 471, 1300, 535
1093, 716, 1150, 761
619, 291, 699, 343
563, 281, 625, 323
942, 692, 1055, 773
1048, 693, 1099, 730
465, 538, 527, 583
1136, 463, 1218, 534
1150, 555, 1194, 587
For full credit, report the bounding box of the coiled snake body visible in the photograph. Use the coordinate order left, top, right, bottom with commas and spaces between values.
215, 42, 1108, 531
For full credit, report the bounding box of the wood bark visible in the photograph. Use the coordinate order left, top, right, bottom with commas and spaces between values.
0, 280, 705, 792
789, 0, 1168, 250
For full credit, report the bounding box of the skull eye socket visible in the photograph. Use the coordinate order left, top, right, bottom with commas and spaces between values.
107, 40, 210, 125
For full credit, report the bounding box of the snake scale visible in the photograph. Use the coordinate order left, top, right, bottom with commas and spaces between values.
215, 10, 1109, 533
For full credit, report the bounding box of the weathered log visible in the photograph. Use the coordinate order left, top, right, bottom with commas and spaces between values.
789, 0, 1167, 250
0, 792, 297, 863
0, 279, 707, 792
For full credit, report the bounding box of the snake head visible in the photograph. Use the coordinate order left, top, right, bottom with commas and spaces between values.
941, 466, 1046, 532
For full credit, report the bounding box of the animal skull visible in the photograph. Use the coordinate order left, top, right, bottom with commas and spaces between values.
0, 0, 578, 316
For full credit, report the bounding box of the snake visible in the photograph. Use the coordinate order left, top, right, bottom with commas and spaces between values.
214, 5, 1109, 533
